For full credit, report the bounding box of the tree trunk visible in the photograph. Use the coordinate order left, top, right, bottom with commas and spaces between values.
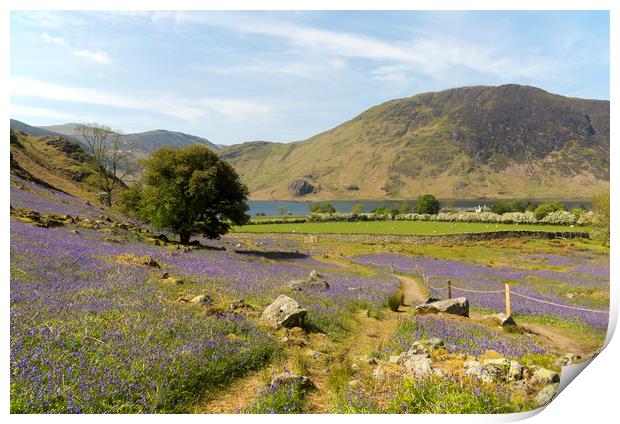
179, 231, 191, 245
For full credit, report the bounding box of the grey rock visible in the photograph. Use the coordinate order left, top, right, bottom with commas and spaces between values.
464, 360, 501, 383
408, 338, 445, 354
271, 371, 315, 391
288, 179, 318, 197
525, 366, 560, 386
484, 312, 517, 327
535, 384, 558, 406
403, 354, 433, 377
414, 297, 469, 317
261, 295, 308, 329
288, 270, 330, 291
189, 294, 212, 305
507, 361, 524, 381
388, 355, 402, 364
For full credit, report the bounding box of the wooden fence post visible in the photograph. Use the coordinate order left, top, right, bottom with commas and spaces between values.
447, 280, 452, 299
505, 283, 511, 317
390, 263, 394, 273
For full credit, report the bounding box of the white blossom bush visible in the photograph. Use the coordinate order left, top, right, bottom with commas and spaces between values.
540, 210, 577, 225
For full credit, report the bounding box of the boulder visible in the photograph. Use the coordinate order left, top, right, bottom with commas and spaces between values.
484, 312, 517, 327
414, 297, 469, 317
288, 270, 330, 291
271, 371, 315, 391
403, 353, 433, 377
464, 360, 502, 383
524, 366, 560, 386
190, 294, 212, 305
535, 384, 558, 406
261, 295, 308, 329
288, 179, 318, 197
507, 360, 524, 382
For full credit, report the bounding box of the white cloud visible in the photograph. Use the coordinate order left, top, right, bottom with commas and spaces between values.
73, 49, 111, 65
39, 31, 111, 65
40, 32, 67, 47
172, 12, 556, 82
10, 76, 271, 123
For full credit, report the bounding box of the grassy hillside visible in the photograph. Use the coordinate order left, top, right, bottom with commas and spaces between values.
221, 84, 609, 200
10, 130, 104, 201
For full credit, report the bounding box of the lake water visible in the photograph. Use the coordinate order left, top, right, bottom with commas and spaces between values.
247, 199, 592, 216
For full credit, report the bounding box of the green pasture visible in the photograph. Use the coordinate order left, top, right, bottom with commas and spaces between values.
234, 220, 587, 235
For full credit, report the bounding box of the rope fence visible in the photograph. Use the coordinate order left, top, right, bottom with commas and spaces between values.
350, 257, 609, 316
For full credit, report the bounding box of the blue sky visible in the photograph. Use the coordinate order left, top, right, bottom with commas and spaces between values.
10, 10, 609, 145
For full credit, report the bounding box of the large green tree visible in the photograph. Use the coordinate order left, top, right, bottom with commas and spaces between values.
413, 194, 441, 214
121, 145, 249, 244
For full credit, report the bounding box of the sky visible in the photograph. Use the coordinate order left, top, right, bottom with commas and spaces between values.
10, 10, 610, 145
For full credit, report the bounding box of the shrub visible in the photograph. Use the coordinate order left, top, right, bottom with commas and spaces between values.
371, 205, 391, 215
309, 202, 336, 214
399, 201, 410, 215
413, 194, 441, 214
351, 203, 364, 214
386, 292, 402, 312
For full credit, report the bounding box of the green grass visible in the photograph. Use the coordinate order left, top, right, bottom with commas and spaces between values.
234, 220, 586, 235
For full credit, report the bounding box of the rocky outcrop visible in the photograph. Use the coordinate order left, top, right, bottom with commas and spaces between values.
414, 297, 469, 317
288, 179, 318, 197
261, 295, 307, 329
288, 270, 330, 291
270, 371, 315, 390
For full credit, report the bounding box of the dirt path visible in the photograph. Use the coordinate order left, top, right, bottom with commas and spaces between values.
396, 274, 427, 306
518, 322, 602, 357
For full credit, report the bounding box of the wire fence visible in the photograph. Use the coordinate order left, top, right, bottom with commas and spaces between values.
350, 257, 609, 315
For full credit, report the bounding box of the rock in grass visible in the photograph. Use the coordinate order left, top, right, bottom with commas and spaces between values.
261, 295, 308, 329
484, 312, 517, 327
288, 270, 330, 291
414, 297, 469, 317
535, 384, 558, 406
190, 294, 212, 305
524, 366, 560, 385
408, 338, 445, 354
403, 353, 433, 377
464, 360, 501, 383
270, 371, 315, 391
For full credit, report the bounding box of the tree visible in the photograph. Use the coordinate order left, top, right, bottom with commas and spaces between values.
399, 201, 410, 215
351, 203, 364, 214
371, 205, 390, 215
310, 202, 336, 214
534, 201, 565, 220
413, 194, 441, 214
76, 123, 135, 206
276, 206, 289, 216
120, 145, 249, 244
592, 189, 610, 245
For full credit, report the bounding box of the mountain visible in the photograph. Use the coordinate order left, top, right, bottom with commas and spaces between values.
220, 84, 609, 200
38, 123, 220, 156
10, 119, 79, 140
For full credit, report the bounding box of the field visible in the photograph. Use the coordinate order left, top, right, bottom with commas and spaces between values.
10, 175, 610, 414
235, 220, 585, 235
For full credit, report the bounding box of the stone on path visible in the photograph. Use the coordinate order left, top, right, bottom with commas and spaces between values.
261, 295, 308, 329
414, 297, 469, 317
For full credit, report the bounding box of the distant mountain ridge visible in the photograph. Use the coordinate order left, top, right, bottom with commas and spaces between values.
10, 121, 220, 156
220, 84, 609, 200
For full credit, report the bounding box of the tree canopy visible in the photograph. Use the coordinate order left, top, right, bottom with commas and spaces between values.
121, 145, 249, 243
413, 194, 441, 214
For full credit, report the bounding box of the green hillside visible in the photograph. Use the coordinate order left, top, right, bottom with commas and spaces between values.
220, 84, 609, 200
10, 130, 105, 201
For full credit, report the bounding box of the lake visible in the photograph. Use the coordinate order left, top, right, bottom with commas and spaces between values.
247, 199, 592, 216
